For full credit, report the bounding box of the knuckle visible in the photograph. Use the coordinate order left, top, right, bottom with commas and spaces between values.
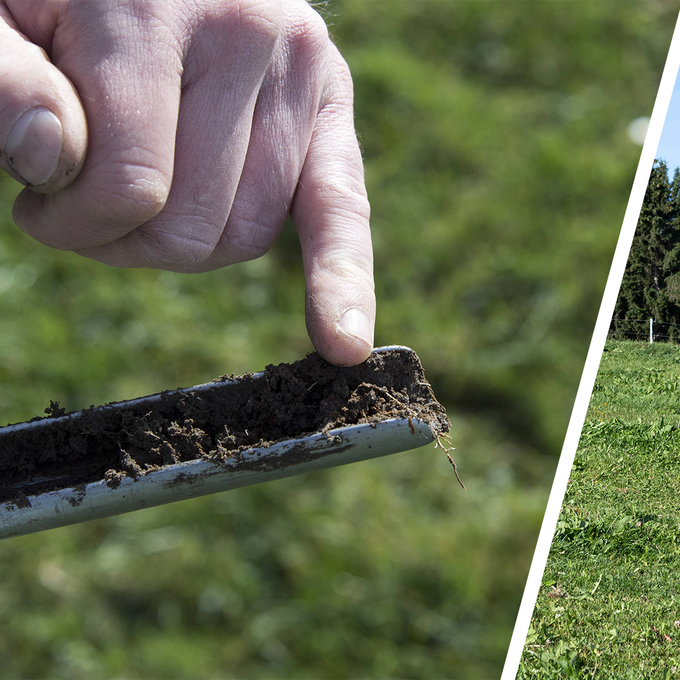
285, 2, 330, 61
136, 225, 218, 269
218, 0, 282, 54
319, 49, 354, 107
312, 249, 375, 295
237, 240, 271, 262
154, 238, 215, 268
182, 0, 282, 79
139, 206, 231, 267
331, 50, 353, 93
312, 175, 371, 223
92, 165, 171, 227
321, 251, 371, 279
219, 224, 275, 262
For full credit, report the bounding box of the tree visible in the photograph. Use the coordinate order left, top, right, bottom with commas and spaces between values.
613, 159, 680, 340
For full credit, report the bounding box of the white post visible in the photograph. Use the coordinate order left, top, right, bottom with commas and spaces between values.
650, 318, 654, 344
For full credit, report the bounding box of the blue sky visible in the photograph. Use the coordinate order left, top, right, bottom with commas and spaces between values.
656, 73, 680, 173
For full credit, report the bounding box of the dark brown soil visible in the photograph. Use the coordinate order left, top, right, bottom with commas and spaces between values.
0, 348, 449, 503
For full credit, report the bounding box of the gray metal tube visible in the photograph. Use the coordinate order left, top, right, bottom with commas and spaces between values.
0, 417, 434, 539
0, 345, 442, 539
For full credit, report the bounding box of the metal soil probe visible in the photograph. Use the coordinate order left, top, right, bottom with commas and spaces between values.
0, 346, 443, 539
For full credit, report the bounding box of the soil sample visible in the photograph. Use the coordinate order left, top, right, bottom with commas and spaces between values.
0, 347, 450, 504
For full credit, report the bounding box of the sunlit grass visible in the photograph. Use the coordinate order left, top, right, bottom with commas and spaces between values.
519, 340, 680, 678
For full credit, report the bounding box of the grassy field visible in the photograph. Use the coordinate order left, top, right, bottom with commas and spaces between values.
1, 2, 678, 678
519, 339, 680, 679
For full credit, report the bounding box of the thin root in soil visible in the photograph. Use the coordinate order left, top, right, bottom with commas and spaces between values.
433, 430, 465, 490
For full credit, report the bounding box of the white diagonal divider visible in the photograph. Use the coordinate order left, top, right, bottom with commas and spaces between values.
501, 11, 680, 680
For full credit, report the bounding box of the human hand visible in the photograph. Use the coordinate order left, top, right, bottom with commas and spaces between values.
0, 0, 374, 366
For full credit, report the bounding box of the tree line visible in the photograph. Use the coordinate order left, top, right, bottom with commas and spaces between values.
612, 159, 680, 341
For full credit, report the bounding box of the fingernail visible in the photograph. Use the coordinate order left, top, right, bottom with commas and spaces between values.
339, 308, 373, 347
4, 107, 63, 186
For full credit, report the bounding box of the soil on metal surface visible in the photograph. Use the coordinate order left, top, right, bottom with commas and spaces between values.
0, 348, 449, 504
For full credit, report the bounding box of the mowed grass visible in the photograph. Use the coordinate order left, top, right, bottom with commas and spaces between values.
519, 339, 680, 679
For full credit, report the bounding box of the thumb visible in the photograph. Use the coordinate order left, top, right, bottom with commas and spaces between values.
0, 17, 87, 193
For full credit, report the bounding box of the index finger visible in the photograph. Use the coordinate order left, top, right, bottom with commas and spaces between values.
291, 50, 375, 367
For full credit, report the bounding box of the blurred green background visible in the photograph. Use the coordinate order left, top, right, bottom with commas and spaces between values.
0, 2, 677, 678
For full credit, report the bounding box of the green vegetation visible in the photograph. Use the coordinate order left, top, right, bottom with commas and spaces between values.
614, 160, 680, 341
1, 2, 678, 678
519, 340, 680, 679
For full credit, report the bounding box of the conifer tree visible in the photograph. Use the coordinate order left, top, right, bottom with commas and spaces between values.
614, 159, 677, 339
670, 166, 680, 211
661, 165, 680, 337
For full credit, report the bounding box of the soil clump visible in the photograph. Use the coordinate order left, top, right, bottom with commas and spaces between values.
0, 348, 449, 503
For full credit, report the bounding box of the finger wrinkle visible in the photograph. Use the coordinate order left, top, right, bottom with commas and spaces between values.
137, 226, 217, 264
307, 247, 374, 285
147, 204, 225, 245
297, 178, 370, 226
97, 143, 173, 180
86, 169, 171, 228
219, 218, 281, 259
